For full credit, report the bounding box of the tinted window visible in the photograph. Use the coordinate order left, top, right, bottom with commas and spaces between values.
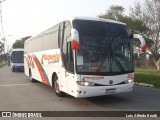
61, 21, 73, 72
73, 20, 133, 75
11, 51, 24, 63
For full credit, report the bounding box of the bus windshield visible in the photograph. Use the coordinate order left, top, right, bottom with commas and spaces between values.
11, 51, 24, 63
73, 19, 134, 75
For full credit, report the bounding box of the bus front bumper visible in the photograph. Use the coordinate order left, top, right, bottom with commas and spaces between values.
12, 65, 24, 71
74, 83, 134, 98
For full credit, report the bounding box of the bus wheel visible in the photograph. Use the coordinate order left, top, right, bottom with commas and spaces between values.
12, 67, 15, 72
29, 70, 36, 83
53, 75, 65, 97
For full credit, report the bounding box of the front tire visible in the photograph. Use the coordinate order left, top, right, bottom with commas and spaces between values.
12, 67, 15, 72
53, 75, 65, 97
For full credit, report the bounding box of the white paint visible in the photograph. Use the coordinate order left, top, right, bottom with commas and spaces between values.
0, 84, 31, 87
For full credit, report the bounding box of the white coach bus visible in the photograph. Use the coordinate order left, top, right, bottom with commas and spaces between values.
10, 48, 24, 72
24, 17, 146, 98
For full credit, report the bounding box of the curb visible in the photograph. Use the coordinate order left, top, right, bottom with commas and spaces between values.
135, 82, 154, 87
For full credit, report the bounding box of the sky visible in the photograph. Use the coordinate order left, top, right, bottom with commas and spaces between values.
1, 0, 142, 51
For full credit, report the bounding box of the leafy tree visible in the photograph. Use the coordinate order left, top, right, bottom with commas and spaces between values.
99, 5, 124, 20
130, 0, 160, 70
12, 36, 31, 49
0, 41, 4, 54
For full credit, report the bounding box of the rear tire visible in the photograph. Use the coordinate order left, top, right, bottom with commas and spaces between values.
53, 75, 65, 97
29, 70, 36, 83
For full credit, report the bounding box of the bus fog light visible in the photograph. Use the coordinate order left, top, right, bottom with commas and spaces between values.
77, 81, 95, 86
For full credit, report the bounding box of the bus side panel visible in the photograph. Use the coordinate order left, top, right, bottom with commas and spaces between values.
24, 49, 62, 87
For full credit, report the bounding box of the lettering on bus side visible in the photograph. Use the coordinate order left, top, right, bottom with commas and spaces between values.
41, 53, 60, 65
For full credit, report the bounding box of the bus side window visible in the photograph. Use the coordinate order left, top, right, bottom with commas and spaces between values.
67, 42, 74, 73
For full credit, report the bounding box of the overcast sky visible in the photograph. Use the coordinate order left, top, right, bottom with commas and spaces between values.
1, 0, 142, 50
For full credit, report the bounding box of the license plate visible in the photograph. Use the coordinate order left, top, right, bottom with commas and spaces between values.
106, 88, 116, 94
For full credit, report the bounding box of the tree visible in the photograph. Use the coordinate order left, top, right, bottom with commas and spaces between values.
120, 16, 149, 35
0, 41, 4, 54
130, 0, 160, 70
98, 5, 148, 35
99, 5, 124, 20
98, 5, 149, 35
12, 36, 31, 49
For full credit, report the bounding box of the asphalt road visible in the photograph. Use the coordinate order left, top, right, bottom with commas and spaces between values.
0, 65, 160, 120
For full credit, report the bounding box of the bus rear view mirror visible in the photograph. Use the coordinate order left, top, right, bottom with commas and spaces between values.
71, 28, 80, 50
130, 34, 146, 52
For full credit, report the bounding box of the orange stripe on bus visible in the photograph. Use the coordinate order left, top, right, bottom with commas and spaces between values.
33, 56, 47, 84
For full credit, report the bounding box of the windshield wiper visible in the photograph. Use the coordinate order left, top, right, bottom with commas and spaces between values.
96, 53, 109, 72
112, 56, 125, 72
96, 35, 126, 72
96, 40, 111, 72
96, 51, 125, 72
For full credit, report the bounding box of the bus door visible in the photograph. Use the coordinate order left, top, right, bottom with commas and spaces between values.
60, 21, 75, 94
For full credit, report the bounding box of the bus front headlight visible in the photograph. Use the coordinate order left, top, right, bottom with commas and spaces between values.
125, 79, 134, 84
77, 81, 95, 86
13, 65, 17, 67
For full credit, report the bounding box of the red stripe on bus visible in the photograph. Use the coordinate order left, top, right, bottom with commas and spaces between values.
32, 56, 47, 84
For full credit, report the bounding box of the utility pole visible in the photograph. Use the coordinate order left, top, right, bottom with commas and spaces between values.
0, 0, 6, 38
1, 35, 11, 63
0, 0, 7, 63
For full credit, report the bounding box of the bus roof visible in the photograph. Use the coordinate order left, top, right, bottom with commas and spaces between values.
25, 16, 126, 43
67, 16, 126, 25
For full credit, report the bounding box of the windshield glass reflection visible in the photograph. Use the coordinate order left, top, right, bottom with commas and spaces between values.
73, 20, 133, 75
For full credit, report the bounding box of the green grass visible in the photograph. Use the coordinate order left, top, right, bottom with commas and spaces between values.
135, 69, 160, 88
0, 63, 3, 67
0, 62, 6, 68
